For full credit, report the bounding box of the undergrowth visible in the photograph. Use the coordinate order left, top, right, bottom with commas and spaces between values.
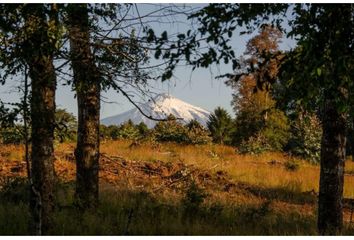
0, 179, 354, 235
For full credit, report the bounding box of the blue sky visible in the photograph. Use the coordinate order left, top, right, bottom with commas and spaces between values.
0, 4, 296, 119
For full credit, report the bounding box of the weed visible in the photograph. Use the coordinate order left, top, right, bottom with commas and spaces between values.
182, 181, 208, 222
0, 177, 29, 204
284, 160, 300, 172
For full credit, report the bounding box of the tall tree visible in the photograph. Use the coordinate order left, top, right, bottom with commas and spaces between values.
0, 3, 60, 234
228, 25, 289, 152
150, 3, 354, 234
63, 4, 186, 208
23, 4, 59, 234
67, 4, 101, 208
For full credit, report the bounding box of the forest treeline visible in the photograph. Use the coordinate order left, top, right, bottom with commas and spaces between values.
0, 3, 353, 236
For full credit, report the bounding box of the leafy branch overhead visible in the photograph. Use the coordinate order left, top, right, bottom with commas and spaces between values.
145, 4, 288, 81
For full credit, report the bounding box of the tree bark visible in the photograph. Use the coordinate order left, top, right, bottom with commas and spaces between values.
24, 5, 57, 235
68, 4, 101, 208
317, 94, 347, 235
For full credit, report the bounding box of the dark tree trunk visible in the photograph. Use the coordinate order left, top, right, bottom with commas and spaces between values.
24, 5, 57, 235
318, 94, 347, 235
351, 119, 354, 160
68, 4, 101, 208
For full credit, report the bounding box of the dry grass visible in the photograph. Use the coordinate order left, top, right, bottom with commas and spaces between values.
1, 140, 354, 235
100, 140, 354, 199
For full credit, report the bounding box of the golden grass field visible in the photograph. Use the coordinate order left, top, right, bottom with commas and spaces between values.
1, 140, 354, 235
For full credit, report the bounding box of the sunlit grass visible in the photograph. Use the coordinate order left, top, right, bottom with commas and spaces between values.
1, 140, 354, 235
100, 140, 354, 199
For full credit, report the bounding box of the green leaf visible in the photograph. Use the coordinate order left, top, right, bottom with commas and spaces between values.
316, 68, 322, 76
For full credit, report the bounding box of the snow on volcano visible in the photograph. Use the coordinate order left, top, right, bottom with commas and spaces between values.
101, 93, 211, 128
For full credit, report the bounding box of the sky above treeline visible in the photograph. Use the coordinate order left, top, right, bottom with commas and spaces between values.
0, 3, 296, 119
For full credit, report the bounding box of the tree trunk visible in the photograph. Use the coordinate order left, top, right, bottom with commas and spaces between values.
350, 118, 354, 160
317, 95, 347, 235
351, 120, 354, 160
24, 5, 57, 234
68, 4, 101, 208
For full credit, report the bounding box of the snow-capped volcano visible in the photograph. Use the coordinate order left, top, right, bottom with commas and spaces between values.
101, 93, 210, 128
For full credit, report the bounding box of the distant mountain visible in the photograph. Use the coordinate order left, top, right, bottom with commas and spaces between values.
101, 93, 211, 128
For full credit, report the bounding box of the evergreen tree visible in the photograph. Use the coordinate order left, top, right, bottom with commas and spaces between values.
207, 107, 234, 145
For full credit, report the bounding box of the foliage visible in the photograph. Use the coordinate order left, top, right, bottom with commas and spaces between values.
182, 181, 208, 218
101, 118, 211, 145
287, 112, 322, 164
238, 133, 271, 155
0, 102, 24, 145
153, 115, 189, 143
0, 102, 19, 129
117, 120, 140, 140
100, 120, 140, 141
0, 126, 24, 145
233, 76, 290, 154
107, 125, 121, 140
284, 159, 300, 172
207, 107, 234, 145
136, 122, 149, 137
225, 25, 289, 154
54, 108, 77, 143
185, 120, 212, 145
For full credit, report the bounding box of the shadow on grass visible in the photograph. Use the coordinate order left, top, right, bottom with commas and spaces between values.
0, 177, 353, 235
236, 181, 317, 205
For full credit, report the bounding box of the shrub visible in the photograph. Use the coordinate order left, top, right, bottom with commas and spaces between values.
238, 133, 271, 154
235, 108, 290, 154
185, 120, 212, 145
182, 182, 208, 222
153, 115, 188, 143
284, 159, 300, 172
287, 112, 322, 164
0, 126, 23, 145
230, 72, 290, 154
117, 120, 140, 140
136, 122, 149, 137
0, 177, 29, 204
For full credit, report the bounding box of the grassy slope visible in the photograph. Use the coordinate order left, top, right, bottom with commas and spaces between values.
0, 140, 354, 235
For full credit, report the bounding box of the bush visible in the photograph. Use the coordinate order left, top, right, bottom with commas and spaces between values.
284, 159, 300, 172
236, 109, 290, 155
0, 126, 23, 145
182, 182, 208, 222
117, 120, 140, 140
238, 134, 271, 155
0, 177, 29, 204
100, 116, 211, 146
185, 120, 212, 145
153, 115, 188, 143
101, 120, 141, 141
287, 112, 322, 164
